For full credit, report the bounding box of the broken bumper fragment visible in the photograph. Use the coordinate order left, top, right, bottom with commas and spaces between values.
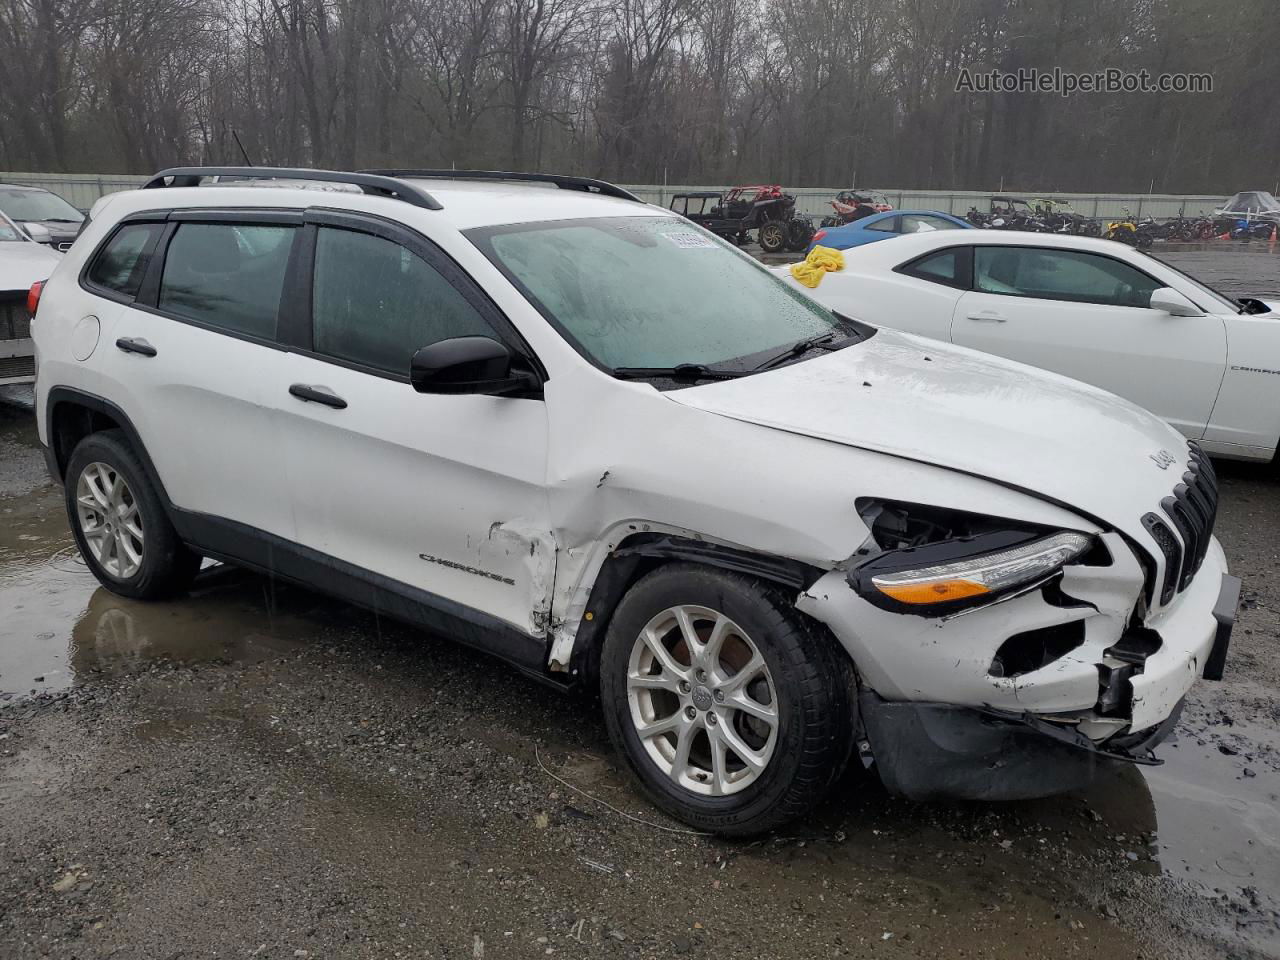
858, 692, 1184, 801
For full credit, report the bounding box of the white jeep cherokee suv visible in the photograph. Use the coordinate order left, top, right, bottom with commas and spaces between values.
32, 167, 1239, 835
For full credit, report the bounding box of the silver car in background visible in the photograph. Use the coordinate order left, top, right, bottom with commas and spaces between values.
0, 183, 85, 251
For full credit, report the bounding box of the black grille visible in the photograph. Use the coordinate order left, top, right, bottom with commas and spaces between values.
0, 354, 35, 379
0, 294, 31, 341
1146, 443, 1218, 603
1142, 512, 1181, 606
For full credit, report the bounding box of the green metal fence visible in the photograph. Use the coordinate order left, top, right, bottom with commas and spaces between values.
1, 170, 1229, 222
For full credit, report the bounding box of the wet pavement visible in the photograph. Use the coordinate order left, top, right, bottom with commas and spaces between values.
1, 246, 1279, 958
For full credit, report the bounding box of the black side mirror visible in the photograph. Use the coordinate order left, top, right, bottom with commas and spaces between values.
410, 336, 539, 396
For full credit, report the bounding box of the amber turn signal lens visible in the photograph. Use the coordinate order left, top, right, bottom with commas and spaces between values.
873, 578, 991, 605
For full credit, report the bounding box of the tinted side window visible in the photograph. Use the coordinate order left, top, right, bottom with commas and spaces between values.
312, 227, 494, 376
158, 223, 295, 338
901, 249, 961, 286
87, 223, 164, 299
866, 217, 898, 233
975, 247, 1161, 308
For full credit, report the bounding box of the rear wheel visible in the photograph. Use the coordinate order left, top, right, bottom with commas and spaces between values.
757, 221, 786, 254
65, 430, 202, 599
599, 563, 855, 836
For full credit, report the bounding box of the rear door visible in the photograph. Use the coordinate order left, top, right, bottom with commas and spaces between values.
272, 211, 553, 637
951, 245, 1227, 438
90, 211, 299, 540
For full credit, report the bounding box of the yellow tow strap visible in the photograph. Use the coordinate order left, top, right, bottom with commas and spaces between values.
789, 245, 845, 288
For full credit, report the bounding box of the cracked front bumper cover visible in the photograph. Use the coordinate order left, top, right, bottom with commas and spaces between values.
859, 691, 1184, 801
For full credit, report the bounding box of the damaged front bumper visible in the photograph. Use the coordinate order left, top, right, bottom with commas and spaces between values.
798, 532, 1240, 801
857, 692, 1184, 801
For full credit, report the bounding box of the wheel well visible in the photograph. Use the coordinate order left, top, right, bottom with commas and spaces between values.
566, 533, 824, 693
49, 400, 123, 481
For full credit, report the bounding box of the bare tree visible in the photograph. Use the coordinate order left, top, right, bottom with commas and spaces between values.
1, 0, 1276, 193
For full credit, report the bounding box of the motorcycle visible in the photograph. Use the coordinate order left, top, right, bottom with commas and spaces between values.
1231, 218, 1276, 241
1105, 208, 1152, 249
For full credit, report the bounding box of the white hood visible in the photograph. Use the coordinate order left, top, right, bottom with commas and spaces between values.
669, 328, 1190, 541
0, 241, 61, 292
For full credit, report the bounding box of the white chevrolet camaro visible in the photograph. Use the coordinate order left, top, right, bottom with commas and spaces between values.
779, 232, 1280, 462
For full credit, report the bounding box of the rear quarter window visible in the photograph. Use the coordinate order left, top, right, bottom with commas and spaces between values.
896, 247, 969, 288
86, 222, 165, 300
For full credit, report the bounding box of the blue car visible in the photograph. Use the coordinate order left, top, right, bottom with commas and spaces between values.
807, 210, 972, 252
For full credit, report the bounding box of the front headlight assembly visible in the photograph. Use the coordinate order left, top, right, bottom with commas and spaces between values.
850, 529, 1093, 616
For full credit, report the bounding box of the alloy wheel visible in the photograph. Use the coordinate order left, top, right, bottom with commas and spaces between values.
75, 461, 144, 579
626, 604, 779, 796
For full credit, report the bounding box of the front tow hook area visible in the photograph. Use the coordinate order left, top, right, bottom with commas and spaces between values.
858, 692, 1184, 802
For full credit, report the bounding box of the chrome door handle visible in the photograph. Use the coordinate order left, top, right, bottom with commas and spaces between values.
966, 313, 1007, 323
115, 336, 157, 357
289, 383, 347, 409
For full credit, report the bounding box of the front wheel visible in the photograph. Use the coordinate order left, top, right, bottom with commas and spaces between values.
757, 221, 786, 253
64, 430, 202, 599
599, 564, 855, 836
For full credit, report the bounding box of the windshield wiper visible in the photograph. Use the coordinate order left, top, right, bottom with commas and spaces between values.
612, 363, 751, 382
44, 218, 80, 223
752, 332, 837, 371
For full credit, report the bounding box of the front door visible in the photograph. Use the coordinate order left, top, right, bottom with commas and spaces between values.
274, 213, 554, 638
951, 245, 1227, 439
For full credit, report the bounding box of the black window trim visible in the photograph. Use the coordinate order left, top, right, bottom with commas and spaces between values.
288, 208, 547, 389
79, 207, 544, 385
135, 210, 304, 350
968, 243, 1167, 309
893, 244, 973, 290
78, 208, 306, 353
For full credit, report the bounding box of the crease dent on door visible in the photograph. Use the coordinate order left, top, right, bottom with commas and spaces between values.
481, 518, 557, 634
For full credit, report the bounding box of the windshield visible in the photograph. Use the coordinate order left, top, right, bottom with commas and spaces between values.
0, 187, 84, 223
470, 216, 852, 371
0, 217, 23, 242
1137, 250, 1241, 313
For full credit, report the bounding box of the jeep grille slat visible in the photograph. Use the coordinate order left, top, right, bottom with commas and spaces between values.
1148, 441, 1218, 602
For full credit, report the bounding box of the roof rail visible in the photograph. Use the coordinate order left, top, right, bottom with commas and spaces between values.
141, 166, 443, 211
361, 169, 642, 203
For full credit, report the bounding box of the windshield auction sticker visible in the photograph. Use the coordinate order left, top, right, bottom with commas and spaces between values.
662, 230, 717, 248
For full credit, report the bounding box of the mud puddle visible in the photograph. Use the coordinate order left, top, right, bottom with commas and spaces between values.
0, 405, 337, 697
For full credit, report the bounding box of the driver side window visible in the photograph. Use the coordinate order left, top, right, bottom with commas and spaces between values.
312, 227, 495, 377
974, 247, 1161, 308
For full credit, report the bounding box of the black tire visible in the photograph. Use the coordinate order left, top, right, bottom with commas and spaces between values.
786, 217, 815, 252
64, 429, 202, 600
757, 221, 786, 254
599, 563, 855, 836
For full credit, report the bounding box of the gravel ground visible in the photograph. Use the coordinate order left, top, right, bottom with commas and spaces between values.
1, 246, 1279, 959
